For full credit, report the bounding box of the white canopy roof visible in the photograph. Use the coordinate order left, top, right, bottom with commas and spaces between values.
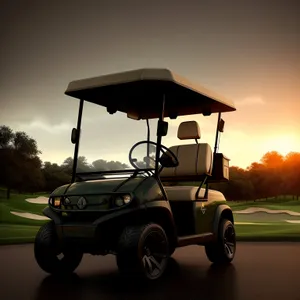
65, 68, 236, 119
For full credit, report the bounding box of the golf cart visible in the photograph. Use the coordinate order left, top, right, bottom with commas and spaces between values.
34, 68, 237, 280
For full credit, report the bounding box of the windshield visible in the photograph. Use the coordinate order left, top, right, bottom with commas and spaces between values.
73, 101, 218, 174
75, 102, 159, 173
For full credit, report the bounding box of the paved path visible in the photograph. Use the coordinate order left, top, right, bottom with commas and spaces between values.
1, 242, 300, 300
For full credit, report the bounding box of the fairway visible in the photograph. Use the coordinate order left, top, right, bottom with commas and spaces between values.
0, 196, 47, 226
0, 193, 300, 244
0, 224, 40, 245
234, 223, 300, 241
229, 197, 300, 212
0, 192, 47, 244
228, 197, 300, 241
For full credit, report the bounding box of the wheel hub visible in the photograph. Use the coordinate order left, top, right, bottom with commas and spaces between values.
223, 225, 235, 257
141, 232, 168, 279
144, 247, 151, 256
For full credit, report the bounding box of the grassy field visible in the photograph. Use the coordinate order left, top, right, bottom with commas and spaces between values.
0, 224, 41, 244
0, 193, 48, 225
229, 197, 300, 241
0, 190, 48, 245
229, 197, 300, 212
0, 191, 300, 244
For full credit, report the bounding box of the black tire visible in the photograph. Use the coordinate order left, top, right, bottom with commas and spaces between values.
116, 223, 169, 280
205, 219, 236, 264
34, 221, 83, 275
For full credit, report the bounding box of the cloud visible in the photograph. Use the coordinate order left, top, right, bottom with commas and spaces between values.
16, 120, 73, 135
236, 96, 265, 107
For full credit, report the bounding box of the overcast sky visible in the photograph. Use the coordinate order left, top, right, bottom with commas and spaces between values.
1, 0, 299, 168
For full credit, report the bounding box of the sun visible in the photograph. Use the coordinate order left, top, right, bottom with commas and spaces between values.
261, 134, 299, 156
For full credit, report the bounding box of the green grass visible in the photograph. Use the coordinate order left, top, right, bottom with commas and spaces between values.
0, 192, 48, 244
0, 224, 40, 245
0, 193, 48, 226
1, 192, 300, 245
228, 197, 300, 212
235, 223, 300, 241
229, 197, 300, 241
0, 192, 49, 213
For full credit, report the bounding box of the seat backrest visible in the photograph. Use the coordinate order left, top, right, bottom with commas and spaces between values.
161, 121, 213, 179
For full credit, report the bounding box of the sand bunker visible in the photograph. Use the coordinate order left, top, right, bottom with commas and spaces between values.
25, 196, 48, 204
234, 207, 300, 216
285, 220, 300, 224
235, 222, 270, 225
10, 211, 49, 220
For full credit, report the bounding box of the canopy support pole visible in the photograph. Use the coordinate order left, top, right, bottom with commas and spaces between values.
155, 95, 166, 175
214, 112, 222, 155
72, 99, 84, 183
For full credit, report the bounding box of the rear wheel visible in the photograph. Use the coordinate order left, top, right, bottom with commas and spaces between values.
116, 223, 169, 280
34, 221, 83, 275
205, 219, 236, 264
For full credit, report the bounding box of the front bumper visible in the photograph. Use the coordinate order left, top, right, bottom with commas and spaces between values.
56, 223, 96, 239
43, 204, 147, 250
55, 223, 105, 253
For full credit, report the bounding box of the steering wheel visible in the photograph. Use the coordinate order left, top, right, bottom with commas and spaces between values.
128, 140, 179, 170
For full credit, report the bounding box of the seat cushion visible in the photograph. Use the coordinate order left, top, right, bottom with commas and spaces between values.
160, 143, 213, 178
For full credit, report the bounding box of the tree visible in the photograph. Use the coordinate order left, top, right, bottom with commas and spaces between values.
61, 156, 92, 175
59, 156, 129, 178
229, 166, 248, 181
0, 125, 44, 198
224, 178, 255, 201
18, 156, 45, 193
211, 166, 255, 201
13, 131, 41, 157
260, 151, 284, 199
282, 152, 300, 199
92, 159, 129, 171
260, 151, 284, 169
0, 125, 14, 149
42, 162, 71, 192
247, 162, 269, 199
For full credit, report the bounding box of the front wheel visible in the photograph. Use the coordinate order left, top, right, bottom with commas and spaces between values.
116, 223, 169, 280
205, 219, 236, 264
34, 221, 83, 275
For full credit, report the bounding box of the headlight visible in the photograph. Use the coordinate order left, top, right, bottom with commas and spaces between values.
114, 194, 131, 207
53, 197, 61, 207
123, 194, 131, 204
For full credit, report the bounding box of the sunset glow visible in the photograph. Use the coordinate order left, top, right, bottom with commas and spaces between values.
261, 134, 300, 157
1, 1, 299, 170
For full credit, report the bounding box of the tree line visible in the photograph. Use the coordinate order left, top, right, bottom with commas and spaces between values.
210, 151, 300, 201
0, 126, 128, 198
1, 125, 300, 200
